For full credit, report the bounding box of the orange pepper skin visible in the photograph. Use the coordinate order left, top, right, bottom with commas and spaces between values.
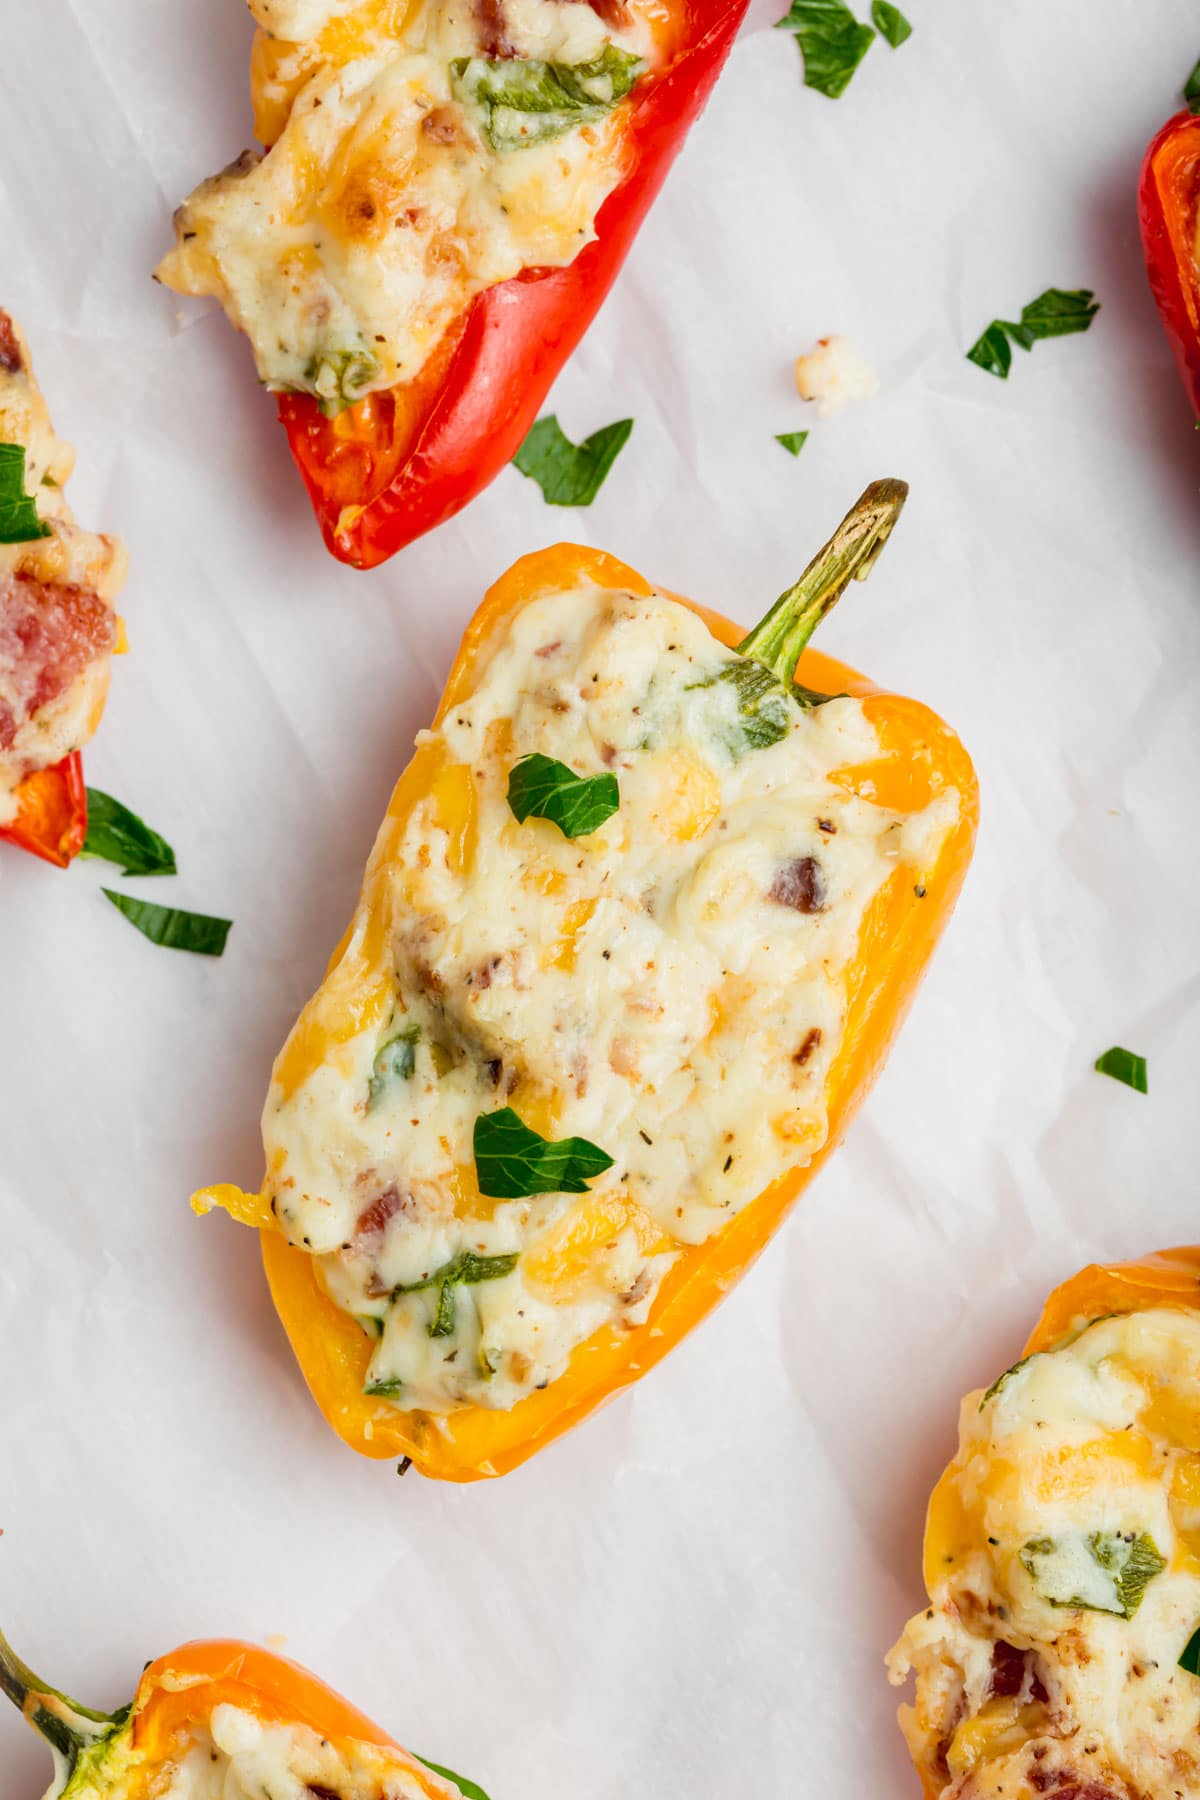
1139, 110, 1200, 416
131, 1639, 456, 1787
1022, 1245, 1200, 1356
259, 542, 979, 1480
0, 750, 88, 867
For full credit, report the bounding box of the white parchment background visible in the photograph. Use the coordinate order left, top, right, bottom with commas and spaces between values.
2, 1, 1200, 1792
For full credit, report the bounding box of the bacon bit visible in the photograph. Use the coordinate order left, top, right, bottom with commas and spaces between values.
988, 1640, 1027, 1699
536, 639, 563, 658
422, 105, 466, 145
817, 817, 836, 834
599, 742, 618, 766
475, 0, 516, 58
354, 1185, 406, 1242
792, 1027, 822, 1068
395, 206, 426, 231
307, 1787, 342, 1800
0, 312, 22, 375
469, 955, 503, 990
0, 573, 116, 751
769, 855, 826, 914
1029, 1774, 1127, 1799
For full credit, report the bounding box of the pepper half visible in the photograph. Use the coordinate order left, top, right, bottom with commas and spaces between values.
0, 1630, 489, 1799
0, 750, 88, 868
275, 0, 750, 569
1139, 109, 1200, 416
197, 483, 979, 1479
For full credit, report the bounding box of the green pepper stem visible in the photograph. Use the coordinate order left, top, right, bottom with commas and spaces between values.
0, 1627, 120, 1771
736, 479, 909, 690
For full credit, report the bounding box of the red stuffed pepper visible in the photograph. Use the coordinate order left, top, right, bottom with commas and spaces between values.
0, 311, 127, 867
156, 0, 747, 569
1138, 107, 1200, 415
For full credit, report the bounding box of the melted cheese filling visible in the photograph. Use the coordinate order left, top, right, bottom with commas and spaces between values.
156, 0, 660, 409
888, 1308, 1200, 1799
261, 582, 959, 1415
113, 1703, 448, 1799
0, 316, 126, 824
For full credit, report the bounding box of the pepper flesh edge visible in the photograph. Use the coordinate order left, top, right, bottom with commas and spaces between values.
132, 1640, 457, 1795
277, 0, 750, 568
1138, 109, 1200, 416
248, 539, 978, 1479
0, 750, 88, 867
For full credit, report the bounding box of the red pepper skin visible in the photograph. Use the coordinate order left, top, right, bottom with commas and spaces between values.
0, 750, 87, 868
279, 0, 749, 570
1138, 109, 1200, 416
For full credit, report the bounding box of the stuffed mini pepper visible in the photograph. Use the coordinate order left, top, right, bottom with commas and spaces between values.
196, 482, 978, 1479
156, 0, 748, 567
0, 312, 127, 867
889, 1247, 1200, 1800
0, 1629, 488, 1799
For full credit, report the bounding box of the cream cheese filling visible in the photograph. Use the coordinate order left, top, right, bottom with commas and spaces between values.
156, 0, 657, 410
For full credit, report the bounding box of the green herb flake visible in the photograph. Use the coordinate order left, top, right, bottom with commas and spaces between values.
0, 443, 51, 545
1185, 58, 1200, 115
507, 753, 619, 839
368, 1025, 420, 1107
1095, 1045, 1147, 1094
363, 1377, 405, 1397
775, 0, 875, 100
1180, 1625, 1200, 1675
870, 1, 911, 46
415, 1756, 493, 1800
473, 1106, 614, 1199
967, 289, 1100, 378
80, 790, 177, 877
398, 1250, 520, 1339
101, 889, 231, 957
686, 658, 796, 759
776, 430, 810, 456
453, 46, 642, 149
1020, 1530, 1165, 1619
979, 1353, 1034, 1411
512, 413, 633, 507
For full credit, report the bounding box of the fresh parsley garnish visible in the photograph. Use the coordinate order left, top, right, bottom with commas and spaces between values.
0, 443, 50, 545
1021, 1530, 1165, 1619
1094, 1046, 1147, 1094
507, 753, 619, 839
871, 1, 910, 45
1180, 1625, 1200, 1675
102, 890, 231, 957
80, 789, 177, 877
368, 1025, 420, 1107
776, 430, 810, 456
967, 289, 1100, 379
453, 47, 641, 149
512, 414, 633, 506
415, 1756, 493, 1800
473, 1107, 614, 1199
398, 1250, 519, 1338
1186, 58, 1200, 115
776, 0, 875, 99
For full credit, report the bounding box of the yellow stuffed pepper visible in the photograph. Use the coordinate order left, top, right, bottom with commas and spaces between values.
197, 481, 978, 1479
889, 1247, 1200, 1799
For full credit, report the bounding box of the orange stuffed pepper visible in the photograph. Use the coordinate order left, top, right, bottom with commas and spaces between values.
0, 1630, 489, 1799
889, 1247, 1200, 1800
196, 481, 978, 1480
